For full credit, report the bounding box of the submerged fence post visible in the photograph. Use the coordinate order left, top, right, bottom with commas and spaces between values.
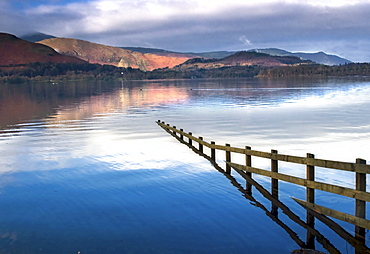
199, 137, 203, 153
306, 153, 315, 249
245, 146, 252, 194
271, 150, 278, 216
211, 141, 216, 161
355, 158, 366, 243
188, 132, 192, 146
226, 144, 231, 174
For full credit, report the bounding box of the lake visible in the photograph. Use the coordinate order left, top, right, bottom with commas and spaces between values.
0, 77, 369, 253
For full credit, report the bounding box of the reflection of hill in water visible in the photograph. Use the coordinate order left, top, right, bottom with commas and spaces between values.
0, 81, 189, 130
1, 77, 365, 131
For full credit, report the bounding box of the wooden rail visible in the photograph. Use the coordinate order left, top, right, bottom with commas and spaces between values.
157, 120, 370, 246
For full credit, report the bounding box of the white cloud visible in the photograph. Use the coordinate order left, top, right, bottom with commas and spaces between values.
239, 36, 252, 46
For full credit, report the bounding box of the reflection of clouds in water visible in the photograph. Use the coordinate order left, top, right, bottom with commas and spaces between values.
279, 85, 370, 109
0, 122, 210, 177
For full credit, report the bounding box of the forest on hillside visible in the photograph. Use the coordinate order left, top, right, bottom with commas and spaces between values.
258, 63, 370, 77
1, 62, 370, 83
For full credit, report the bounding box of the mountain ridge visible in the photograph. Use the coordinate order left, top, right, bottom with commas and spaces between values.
248, 48, 352, 65
22, 32, 352, 66
0, 33, 86, 67
173, 51, 312, 71
39, 38, 193, 71
20, 32, 56, 42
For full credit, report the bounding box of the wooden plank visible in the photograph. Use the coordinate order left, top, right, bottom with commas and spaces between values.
302, 202, 370, 253
292, 198, 370, 230
228, 162, 370, 202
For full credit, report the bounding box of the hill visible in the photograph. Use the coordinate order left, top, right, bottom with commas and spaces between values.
248, 48, 352, 65
20, 32, 56, 42
121, 47, 198, 58
0, 33, 86, 67
122, 48, 237, 60
186, 51, 236, 59
174, 51, 312, 71
39, 38, 193, 71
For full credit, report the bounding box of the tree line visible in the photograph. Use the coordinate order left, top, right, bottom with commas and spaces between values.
1, 61, 370, 83
258, 63, 370, 77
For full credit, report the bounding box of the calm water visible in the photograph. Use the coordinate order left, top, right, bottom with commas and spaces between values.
0, 77, 369, 253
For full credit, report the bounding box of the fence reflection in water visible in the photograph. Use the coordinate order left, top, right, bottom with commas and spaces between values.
157, 120, 370, 254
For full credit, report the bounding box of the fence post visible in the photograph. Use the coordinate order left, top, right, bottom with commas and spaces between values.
180, 129, 184, 140
173, 126, 177, 135
188, 132, 192, 146
211, 141, 216, 161
245, 146, 252, 194
271, 150, 278, 215
355, 158, 366, 243
306, 153, 315, 203
226, 144, 231, 174
199, 137, 203, 153
306, 153, 315, 249
271, 150, 278, 197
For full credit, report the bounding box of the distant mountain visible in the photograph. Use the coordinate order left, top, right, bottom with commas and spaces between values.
20, 32, 56, 42
186, 51, 236, 59
174, 51, 312, 70
121, 47, 236, 59
125, 47, 351, 65
39, 38, 193, 71
121, 47, 197, 58
248, 48, 352, 65
0, 33, 86, 67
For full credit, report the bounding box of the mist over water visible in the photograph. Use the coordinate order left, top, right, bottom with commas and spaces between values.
0, 77, 369, 253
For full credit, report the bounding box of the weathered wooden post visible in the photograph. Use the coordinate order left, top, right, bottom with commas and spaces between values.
306, 153, 315, 249
180, 129, 184, 140
199, 137, 203, 153
211, 141, 216, 161
271, 150, 278, 216
188, 132, 192, 146
245, 146, 252, 194
306, 153, 315, 203
173, 126, 176, 135
355, 158, 366, 244
271, 150, 278, 197
226, 144, 231, 174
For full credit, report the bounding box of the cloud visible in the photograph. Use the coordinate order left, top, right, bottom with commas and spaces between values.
2, 0, 370, 61
239, 36, 253, 46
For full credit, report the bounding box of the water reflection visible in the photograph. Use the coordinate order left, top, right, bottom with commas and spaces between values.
0, 81, 190, 129
161, 124, 370, 254
0, 77, 370, 253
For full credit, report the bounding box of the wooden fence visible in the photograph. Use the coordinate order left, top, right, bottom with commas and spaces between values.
156, 120, 370, 252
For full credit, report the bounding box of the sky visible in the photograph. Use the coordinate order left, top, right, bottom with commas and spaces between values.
1, 0, 370, 62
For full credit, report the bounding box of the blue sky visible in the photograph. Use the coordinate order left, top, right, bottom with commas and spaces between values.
2, 0, 370, 62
